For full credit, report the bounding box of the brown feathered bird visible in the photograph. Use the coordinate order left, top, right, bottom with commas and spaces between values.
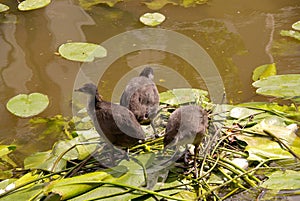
120, 67, 159, 132
164, 105, 208, 176
76, 83, 145, 148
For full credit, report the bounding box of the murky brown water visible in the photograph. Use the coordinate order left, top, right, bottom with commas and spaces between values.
0, 0, 300, 162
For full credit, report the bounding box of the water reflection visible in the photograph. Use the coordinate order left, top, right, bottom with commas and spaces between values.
0, 0, 299, 162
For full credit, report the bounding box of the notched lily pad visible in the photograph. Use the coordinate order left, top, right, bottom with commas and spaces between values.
252, 63, 277, 81
18, 0, 51, 11
139, 12, 166, 27
252, 74, 300, 102
58, 42, 107, 62
6, 93, 49, 118
0, 3, 9, 12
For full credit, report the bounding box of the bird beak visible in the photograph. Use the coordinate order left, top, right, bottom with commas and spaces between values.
74, 88, 83, 92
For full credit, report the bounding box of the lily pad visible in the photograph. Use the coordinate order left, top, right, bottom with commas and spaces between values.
6, 93, 49, 118
58, 42, 107, 62
252, 63, 277, 81
280, 30, 300, 41
159, 88, 209, 106
139, 12, 166, 27
0, 3, 9, 12
229, 107, 262, 119
292, 21, 300, 31
143, 0, 176, 10
261, 170, 300, 190
143, 0, 208, 10
252, 74, 300, 102
78, 0, 122, 9
18, 0, 51, 11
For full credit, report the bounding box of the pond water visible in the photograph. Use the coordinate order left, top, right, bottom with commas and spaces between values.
0, 0, 300, 164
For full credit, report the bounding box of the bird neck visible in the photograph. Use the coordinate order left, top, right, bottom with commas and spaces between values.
87, 91, 102, 116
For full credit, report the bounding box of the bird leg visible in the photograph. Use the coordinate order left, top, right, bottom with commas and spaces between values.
193, 145, 200, 179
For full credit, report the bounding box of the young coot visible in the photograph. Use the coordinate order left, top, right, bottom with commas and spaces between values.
164, 105, 208, 176
76, 83, 146, 148
120, 67, 159, 131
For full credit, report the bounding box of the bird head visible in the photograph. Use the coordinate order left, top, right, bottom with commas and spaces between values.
75, 83, 97, 95
139, 67, 154, 80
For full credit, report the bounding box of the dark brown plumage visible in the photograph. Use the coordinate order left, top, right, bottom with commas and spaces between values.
164, 105, 208, 150
164, 105, 208, 147
120, 67, 159, 128
76, 83, 145, 148
164, 105, 209, 177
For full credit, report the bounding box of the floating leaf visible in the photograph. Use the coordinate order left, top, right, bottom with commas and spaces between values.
181, 0, 208, 7
58, 42, 107, 62
78, 0, 122, 9
280, 30, 300, 41
24, 151, 67, 172
139, 12, 166, 27
6, 93, 49, 118
261, 170, 300, 190
143, 0, 176, 10
0, 3, 9, 12
252, 63, 277, 81
18, 0, 51, 11
143, 0, 208, 10
229, 107, 262, 119
236, 117, 300, 161
0, 145, 17, 168
292, 21, 300, 31
252, 74, 300, 102
159, 88, 209, 106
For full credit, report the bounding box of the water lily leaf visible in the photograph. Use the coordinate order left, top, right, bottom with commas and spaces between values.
143, 0, 208, 10
261, 170, 300, 190
159, 88, 209, 106
44, 171, 116, 200
0, 3, 9, 12
181, 0, 208, 7
18, 0, 51, 11
78, 0, 122, 9
252, 63, 277, 81
6, 93, 49, 118
58, 42, 107, 62
252, 74, 300, 102
139, 12, 166, 27
237, 117, 300, 161
229, 107, 262, 119
280, 30, 300, 41
0, 145, 17, 168
24, 151, 67, 172
143, 0, 176, 10
238, 102, 300, 121
292, 21, 300, 31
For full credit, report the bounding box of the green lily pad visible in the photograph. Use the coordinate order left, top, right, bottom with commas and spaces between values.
252, 63, 277, 81
139, 12, 166, 27
0, 3, 9, 12
292, 21, 300, 31
6, 93, 49, 118
229, 107, 262, 119
78, 0, 122, 9
58, 42, 107, 62
159, 88, 209, 106
143, 0, 208, 10
143, 0, 176, 10
261, 170, 300, 190
280, 30, 300, 41
18, 0, 51, 11
252, 74, 300, 102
